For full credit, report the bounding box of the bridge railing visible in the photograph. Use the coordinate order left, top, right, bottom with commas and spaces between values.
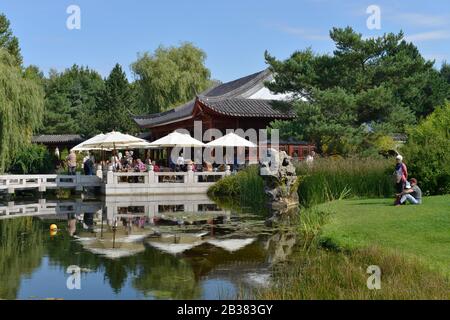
0, 166, 230, 195
0, 173, 102, 193
107, 166, 230, 186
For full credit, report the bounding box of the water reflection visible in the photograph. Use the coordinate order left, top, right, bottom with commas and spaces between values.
0, 194, 296, 300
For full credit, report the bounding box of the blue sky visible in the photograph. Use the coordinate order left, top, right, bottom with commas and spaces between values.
1, 0, 449, 82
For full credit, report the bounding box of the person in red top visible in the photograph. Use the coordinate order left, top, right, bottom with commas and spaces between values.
151, 161, 160, 172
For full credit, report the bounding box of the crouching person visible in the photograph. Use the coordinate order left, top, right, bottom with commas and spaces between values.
397, 178, 422, 205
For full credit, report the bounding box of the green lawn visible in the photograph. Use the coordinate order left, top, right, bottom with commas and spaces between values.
319, 195, 450, 276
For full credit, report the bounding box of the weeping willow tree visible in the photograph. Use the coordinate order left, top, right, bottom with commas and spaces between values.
0, 49, 44, 172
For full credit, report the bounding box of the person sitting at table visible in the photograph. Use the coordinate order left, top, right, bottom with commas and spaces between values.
151, 161, 160, 172
136, 159, 146, 172
195, 163, 203, 172
203, 161, 213, 172
185, 159, 195, 172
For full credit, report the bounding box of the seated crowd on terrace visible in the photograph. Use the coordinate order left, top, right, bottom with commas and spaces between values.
71, 149, 241, 176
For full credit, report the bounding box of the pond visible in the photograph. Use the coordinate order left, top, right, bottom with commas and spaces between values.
0, 193, 298, 300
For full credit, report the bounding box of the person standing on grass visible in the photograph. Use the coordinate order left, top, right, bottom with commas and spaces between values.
305, 150, 315, 167
66, 150, 77, 175
397, 178, 422, 205
394, 154, 408, 204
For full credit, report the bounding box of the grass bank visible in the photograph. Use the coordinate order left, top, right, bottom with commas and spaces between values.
254, 246, 450, 299
319, 196, 450, 276
252, 195, 450, 299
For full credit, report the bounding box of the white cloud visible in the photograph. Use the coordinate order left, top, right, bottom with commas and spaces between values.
404, 30, 450, 42
394, 13, 449, 28
278, 25, 329, 41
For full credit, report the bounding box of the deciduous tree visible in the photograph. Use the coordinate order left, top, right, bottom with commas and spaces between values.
0, 50, 44, 172
131, 42, 211, 114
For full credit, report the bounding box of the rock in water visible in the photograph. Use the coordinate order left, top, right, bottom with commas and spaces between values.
260, 150, 299, 226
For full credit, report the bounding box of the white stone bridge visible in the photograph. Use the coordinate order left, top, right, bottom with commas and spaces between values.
0, 167, 230, 196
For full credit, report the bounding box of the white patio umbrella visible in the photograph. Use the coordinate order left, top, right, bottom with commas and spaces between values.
71, 134, 110, 151
82, 131, 152, 149
205, 133, 256, 148
147, 131, 205, 147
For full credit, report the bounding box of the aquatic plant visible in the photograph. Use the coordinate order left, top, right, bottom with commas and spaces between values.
207, 165, 268, 215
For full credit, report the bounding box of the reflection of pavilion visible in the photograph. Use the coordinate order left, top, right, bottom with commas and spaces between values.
103, 194, 231, 222
0, 199, 102, 220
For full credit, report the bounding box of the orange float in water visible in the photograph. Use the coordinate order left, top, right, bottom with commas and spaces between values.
50, 224, 58, 231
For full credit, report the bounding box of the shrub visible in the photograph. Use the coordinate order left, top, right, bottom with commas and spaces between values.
401, 104, 450, 195
7, 144, 54, 174
296, 157, 394, 207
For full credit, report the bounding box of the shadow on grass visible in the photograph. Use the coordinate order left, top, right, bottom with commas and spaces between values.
347, 200, 394, 206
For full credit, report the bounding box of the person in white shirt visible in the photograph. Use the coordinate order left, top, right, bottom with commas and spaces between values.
176, 153, 185, 171
177, 153, 185, 166
82, 153, 90, 167
305, 151, 315, 166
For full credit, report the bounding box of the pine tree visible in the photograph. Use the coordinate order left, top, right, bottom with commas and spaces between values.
96, 64, 137, 133
0, 13, 22, 66
40, 65, 104, 136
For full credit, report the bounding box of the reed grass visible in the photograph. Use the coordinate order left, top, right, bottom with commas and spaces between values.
252, 246, 450, 300
207, 165, 268, 214
296, 157, 394, 207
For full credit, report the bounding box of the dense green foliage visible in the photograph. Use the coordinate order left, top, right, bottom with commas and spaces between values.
131, 42, 211, 114
320, 196, 450, 276
96, 64, 138, 133
401, 104, 450, 195
439, 62, 450, 93
266, 27, 449, 155
8, 144, 54, 174
207, 166, 268, 214
41, 65, 105, 136
40, 43, 212, 135
0, 49, 45, 173
42, 63, 138, 135
0, 13, 22, 66
296, 157, 394, 207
